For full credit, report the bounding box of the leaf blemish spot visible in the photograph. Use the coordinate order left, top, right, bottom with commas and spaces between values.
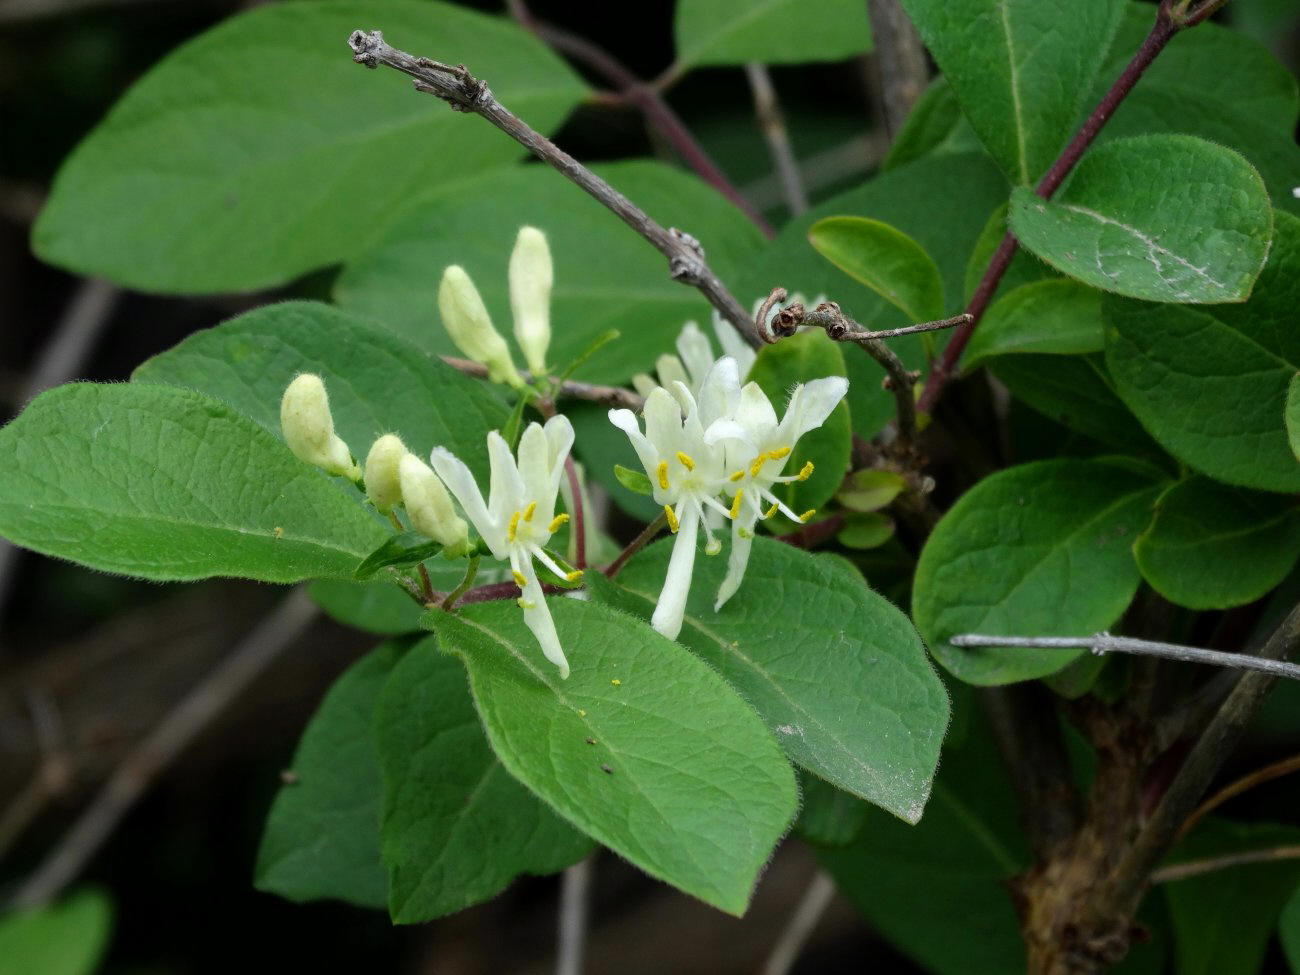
610, 678, 621, 686
601, 763, 614, 775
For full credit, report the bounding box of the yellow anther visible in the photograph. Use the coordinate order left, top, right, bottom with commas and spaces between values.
796, 460, 814, 481
763, 503, 778, 520
729, 491, 744, 519
507, 510, 521, 543
611, 678, 621, 686
522, 500, 536, 522
548, 513, 570, 533
675, 450, 695, 471
656, 460, 669, 490
511, 569, 527, 587
729, 469, 745, 482
799, 509, 816, 523
749, 455, 766, 477
770, 446, 791, 460
663, 505, 679, 533
565, 569, 584, 582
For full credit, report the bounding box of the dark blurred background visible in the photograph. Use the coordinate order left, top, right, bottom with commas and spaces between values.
1, 1, 1297, 971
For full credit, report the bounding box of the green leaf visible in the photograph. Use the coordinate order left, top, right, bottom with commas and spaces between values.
133, 301, 510, 486
899, 0, 1125, 184
336, 160, 765, 385
1280, 880, 1300, 973
255, 641, 407, 908
817, 698, 1028, 975
837, 469, 906, 512
914, 458, 1166, 685
807, 216, 943, 322
989, 353, 1162, 455
1009, 135, 1273, 303
308, 579, 424, 636
427, 598, 797, 915
1134, 477, 1300, 610
836, 511, 895, 549
733, 152, 1010, 439
613, 464, 653, 497
1105, 210, 1300, 492
354, 532, 444, 581
0, 383, 386, 583
1165, 818, 1300, 975
746, 330, 851, 515
0, 889, 113, 975
795, 772, 868, 848
1287, 374, 1300, 462
33, 1, 588, 292
964, 280, 1104, 367
881, 77, 964, 171
673, 0, 871, 68
589, 536, 949, 822
375, 637, 592, 923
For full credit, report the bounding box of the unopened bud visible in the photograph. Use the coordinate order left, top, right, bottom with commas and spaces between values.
399, 454, 469, 556
364, 434, 406, 514
280, 374, 359, 480
438, 265, 523, 388
509, 226, 553, 375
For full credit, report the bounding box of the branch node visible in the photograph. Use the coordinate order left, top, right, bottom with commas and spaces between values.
754, 286, 788, 344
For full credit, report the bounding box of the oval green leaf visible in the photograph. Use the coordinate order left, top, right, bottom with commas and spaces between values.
964, 279, 1104, 368
807, 216, 944, 323
32, 1, 588, 292
1105, 210, 1300, 492
589, 537, 949, 822
0, 889, 113, 975
428, 597, 797, 916
673, 0, 871, 68
1009, 135, 1273, 303
1134, 477, 1300, 610
0, 383, 386, 582
914, 458, 1166, 685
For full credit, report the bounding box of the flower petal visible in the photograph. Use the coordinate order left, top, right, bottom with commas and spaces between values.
486, 430, 525, 523
676, 321, 715, 388
651, 505, 700, 640
715, 513, 757, 610
429, 447, 501, 552
515, 555, 570, 679
778, 376, 849, 442
696, 356, 739, 428
711, 311, 756, 378
608, 408, 661, 484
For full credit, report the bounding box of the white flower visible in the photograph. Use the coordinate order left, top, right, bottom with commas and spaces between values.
705, 376, 849, 610
438, 265, 525, 389
632, 319, 756, 399
430, 416, 577, 678
279, 373, 360, 481
509, 226, 553, 375
609, 358, 740, 639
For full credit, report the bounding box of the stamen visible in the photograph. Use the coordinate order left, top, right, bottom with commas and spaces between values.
548, 513, 570, 533
704, 537, 721, 556
702, 494, 733, 519
675, 451, 695, 471
797, 461, 814, 481
522, 500, 536, 522
656, 460, 669, 490
729, 469, 745, 482
730, 491, 744, 519
749, 455, 766, 477
511, 570, 527, 587
664, 505, 680, 533
565, 569, 584, 582
770, 446, 791, 460
517, 597, 536, 609
507, 510, 521, 543
800, 509, 816, 523
763, 503, 778, 519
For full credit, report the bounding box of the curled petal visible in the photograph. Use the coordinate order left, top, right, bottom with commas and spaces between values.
778, 376, 850, 442
608, 408, 661, 490
486, 430, 525, 523
695, 356, 740, 428
715, 514, 757, 610
514, 555, 570, 679
430, 447, 500, 553
676, 321, 715, 387
651, 505, 700, 641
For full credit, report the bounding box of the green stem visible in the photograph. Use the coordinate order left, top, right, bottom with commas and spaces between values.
442, 555, 481, 610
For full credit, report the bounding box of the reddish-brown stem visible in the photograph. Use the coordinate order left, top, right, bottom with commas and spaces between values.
564, 456, 586, 570
603, 513, 667, 580
916, 6, 1180, 414
777, 514, 844, 550
505, 0, 773, 237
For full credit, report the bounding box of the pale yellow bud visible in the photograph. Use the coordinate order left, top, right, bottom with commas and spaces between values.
438, 265, 523, 388
399, 454, 469, 556
280, 373, 359, 480
509, 226, 553, 375
364, 434, 406, 514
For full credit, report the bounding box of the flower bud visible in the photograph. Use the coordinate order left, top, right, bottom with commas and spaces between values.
280, 373, 359, 480
399, 454, 469, 556
364, 434, 406, 514
509, 226, 553, 375
438, 265, 523, 388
